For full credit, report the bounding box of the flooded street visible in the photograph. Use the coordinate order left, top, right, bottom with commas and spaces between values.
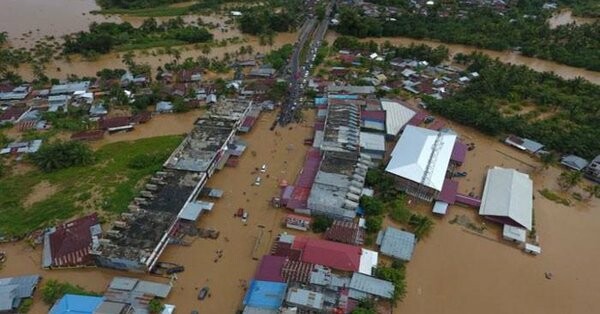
325, 32, 600, 84
396, 118, 600, 314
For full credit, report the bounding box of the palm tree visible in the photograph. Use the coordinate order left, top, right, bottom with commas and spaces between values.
409, 214, 434, 240
557, 171, 582, 191
583, 184, 600, 200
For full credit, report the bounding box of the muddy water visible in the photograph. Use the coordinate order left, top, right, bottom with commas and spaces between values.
0, 110, 316, 312
325, 32, 600, 84
394, 116, 600, 314
548, 10, 597, 29
15, 31, 298, 81
0, 0, 120, 47
159, 110, 317, 313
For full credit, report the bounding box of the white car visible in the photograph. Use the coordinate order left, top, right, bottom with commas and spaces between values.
254, 176, 261, 186
260, 164, 267, 173
242, 211, 248, 224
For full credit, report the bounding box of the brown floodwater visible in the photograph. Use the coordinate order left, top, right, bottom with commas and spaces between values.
547, 10, 597, 29
395, 116, 600, 314
325, 32, 600, 84
14, 31, 298, 81
0, 0, 120, 47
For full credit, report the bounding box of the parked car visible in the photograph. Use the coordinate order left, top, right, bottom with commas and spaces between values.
198, 287, 210, 300
242, 211, 249, 225
253, 176, 261, 186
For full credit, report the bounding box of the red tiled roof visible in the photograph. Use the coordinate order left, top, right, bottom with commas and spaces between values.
325, 220, 364, 246
49, 213, 99, 267
0, 107, 27, 122
255, 255, 287, 283
100, 116, 132, 130
293, 237, 361, 272
71, 130, 105, 141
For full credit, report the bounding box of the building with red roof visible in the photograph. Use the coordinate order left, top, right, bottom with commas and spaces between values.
255, 255, 287, 283
293, 237, 361, 272
42, 213, 102, 268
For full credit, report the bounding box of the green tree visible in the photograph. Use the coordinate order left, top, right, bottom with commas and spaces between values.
583, 184, 600, 199
41, 280, 98, 304
360, 196, 385, 216
31, 141, 94, 172
409, 214, 434, 240
311, 215, 333, 233
148, 299, 165, 314
374, 263, 407, 305
557, 171, 582, 191
351, 299, 377, 314
365, 215, 383, 234
388, 198, 411, 224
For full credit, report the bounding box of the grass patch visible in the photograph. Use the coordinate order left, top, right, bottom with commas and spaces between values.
41, 280, 101, 305
0, 135, 182, 237
539, 188, 571, 206
115, 39, 187, 51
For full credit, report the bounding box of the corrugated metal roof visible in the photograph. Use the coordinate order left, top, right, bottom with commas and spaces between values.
479, 167, 533, 230
349, 272, 394, 299
385, 125, 456, 192
109, 277, 138, 291
377, 227, 416, 261
133, 280, 172, 298
359, 132, 385, 152
381, 100, 416, 136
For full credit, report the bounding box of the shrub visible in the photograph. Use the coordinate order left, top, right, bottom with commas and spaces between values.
365, 215, 383, 234
31, 141, 94, 172
41, 280, 99, 304
311, 215, 333, 233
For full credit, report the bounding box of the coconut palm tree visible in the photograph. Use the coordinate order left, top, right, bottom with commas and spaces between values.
557, 171, 582, 191
583, 184, 600, 200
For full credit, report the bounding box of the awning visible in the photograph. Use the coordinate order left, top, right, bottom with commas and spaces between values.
432, 201, 449, 215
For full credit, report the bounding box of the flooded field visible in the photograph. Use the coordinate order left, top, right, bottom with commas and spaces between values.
14, 31, 298, 81
0, 0, 120, 47
325, 32, 600, 84
548, 10, 597, 29
395, 117, 600, 314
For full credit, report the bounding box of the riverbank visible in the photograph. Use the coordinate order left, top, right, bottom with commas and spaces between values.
324, 32, 600, 84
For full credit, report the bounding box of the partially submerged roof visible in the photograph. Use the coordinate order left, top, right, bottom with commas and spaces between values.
385, 125, 457, 191
0, 275, 41, 311
376, 227, 416, 261
479, 167, 533, 230
380, 100, 416, 136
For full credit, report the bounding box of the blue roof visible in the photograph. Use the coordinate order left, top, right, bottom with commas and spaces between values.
242, 280, 287, 310
328, 94, 359, 99
49, 294, 103, 314
315, 98, 328, 105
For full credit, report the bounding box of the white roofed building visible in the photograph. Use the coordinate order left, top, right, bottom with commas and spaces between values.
479, 167, 533, 230
385, 125, 457, 201
380, 100, 416, 138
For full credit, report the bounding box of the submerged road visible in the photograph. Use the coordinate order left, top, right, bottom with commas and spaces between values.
277, 0, 335, 126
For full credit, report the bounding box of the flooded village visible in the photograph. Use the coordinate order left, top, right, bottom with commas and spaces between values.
1, 0, 600, 314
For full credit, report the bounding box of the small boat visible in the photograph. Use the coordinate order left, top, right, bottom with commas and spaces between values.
198, 286, 209, 300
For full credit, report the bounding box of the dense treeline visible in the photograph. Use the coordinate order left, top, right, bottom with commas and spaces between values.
336, 6, 600, 70
263, 44, 294, 70
63, 18, 212, 56
558, 0, 600, 17
427, 53, 600, 159
238, 6, 297, 35
96, 0, 187, 9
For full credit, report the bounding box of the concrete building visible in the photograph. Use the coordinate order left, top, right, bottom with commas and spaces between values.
385, 125, 457, 201
584, 155, 600, 183
285, 287, 325, 312
479, 167, 533, 230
